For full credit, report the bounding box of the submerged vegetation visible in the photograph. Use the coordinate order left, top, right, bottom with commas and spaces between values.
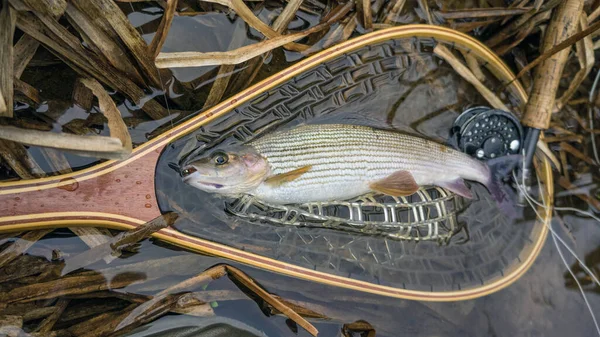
0, 0, 599, 336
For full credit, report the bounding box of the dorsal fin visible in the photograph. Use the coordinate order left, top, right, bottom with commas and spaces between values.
264, 165, 312, 186
369, 170, 419, 196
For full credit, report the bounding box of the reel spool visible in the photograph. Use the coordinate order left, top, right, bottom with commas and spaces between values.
450, 106, 523, 160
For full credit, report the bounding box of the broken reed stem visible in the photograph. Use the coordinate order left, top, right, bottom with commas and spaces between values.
225, 265, 319, 337
149, 0, 177, 58
0, 77, 132, 160
0, 139, 46, 178
433, 44, 508, 111
0, 126, 126, 159
521, 0, 584, 129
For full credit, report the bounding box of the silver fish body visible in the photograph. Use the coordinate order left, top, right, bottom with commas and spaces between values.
246, 124, 490, 204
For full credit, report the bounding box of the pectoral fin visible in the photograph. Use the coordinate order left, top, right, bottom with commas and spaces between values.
437, 178, 473, 199
369, 171, 419, 196
264, 165, 312, 186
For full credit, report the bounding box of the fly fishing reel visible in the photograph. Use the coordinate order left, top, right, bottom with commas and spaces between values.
449, 106, 523, 160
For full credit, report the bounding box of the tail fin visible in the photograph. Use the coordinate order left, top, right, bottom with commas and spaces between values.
485, 155, 522, 220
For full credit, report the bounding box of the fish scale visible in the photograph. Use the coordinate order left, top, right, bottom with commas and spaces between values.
247, 124, 491, 204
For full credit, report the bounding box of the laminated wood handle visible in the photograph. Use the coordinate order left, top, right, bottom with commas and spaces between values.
521, 0, 584, 129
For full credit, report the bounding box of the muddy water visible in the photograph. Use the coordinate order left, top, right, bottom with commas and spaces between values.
2, 3, 599, 337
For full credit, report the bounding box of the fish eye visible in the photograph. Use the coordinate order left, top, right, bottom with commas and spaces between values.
212, 152, 229, 166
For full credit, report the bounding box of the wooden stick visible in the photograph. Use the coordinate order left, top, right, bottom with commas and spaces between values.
521, 0, 584, 129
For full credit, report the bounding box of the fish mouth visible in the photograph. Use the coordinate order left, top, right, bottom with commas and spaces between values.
198, 181, 224, 189
181, 166, 197, 177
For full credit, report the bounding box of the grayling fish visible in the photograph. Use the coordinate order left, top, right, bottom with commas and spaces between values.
181, 124, 509, 204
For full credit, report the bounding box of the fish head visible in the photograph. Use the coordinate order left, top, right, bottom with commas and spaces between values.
181, 146, 269, 195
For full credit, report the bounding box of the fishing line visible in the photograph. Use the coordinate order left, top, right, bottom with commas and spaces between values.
513, 170, 600, 336
514, 171, 600, 288
588, 69, 600, 165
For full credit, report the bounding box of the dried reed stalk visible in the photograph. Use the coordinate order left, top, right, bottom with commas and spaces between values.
383, 0, 406, 24
436, 7, 532, 19
12, 35, 39, 78
149, 0, 177, 57
156, 28, 321, 68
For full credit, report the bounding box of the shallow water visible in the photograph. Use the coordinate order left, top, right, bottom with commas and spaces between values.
2, 2, 599, 337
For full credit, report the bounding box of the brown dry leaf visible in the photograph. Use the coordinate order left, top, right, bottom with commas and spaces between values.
434, 44, 508, 111
0, 0, 16, 118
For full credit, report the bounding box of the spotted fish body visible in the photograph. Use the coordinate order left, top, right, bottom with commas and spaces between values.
247, 124, 491, 204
